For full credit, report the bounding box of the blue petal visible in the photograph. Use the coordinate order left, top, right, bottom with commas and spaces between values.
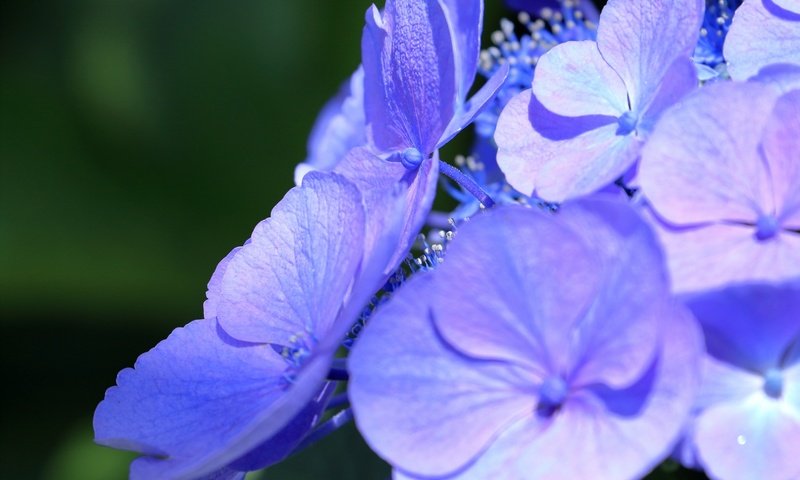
596, 0, 703, 112
94, 319, 333, 479
215, 172, 365, 344
362, 0, 456, 154
438, 0, 482, 102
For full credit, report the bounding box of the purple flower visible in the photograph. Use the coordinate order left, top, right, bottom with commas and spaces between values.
724, 0, 800, 81
362, 0, 508, 169
349, 198, 703, 479
682, 281, 800, 480
495, 0, 703, 202
94, 172, 408, 479
638, 82, 800, 294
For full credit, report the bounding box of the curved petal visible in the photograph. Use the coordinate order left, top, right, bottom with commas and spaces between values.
724, 0, 800, 81
362, 0, 456, 153
762, 90, 800, 228
295, 67, 366, 185
596, 0, 702, 111
695, 394, 800, 480
649, 220, 800, 294
432, 199, 666, 390
94, 319, 333, 479
532, 41, 628, 118
751, 63, 800, 93
216, 173, 365, 344
349, 275, 538, 478
639, 82, 779, 224
334, 147, 439, 275
685, 282, 800, 373
638, 56, 698, 135
438, 0, 482, 102
430, 206, 602, 376
535, 123, 639, 202
203, 246, 243, 319
438, 63, 509, 148
495, 89, 544, 196
432, 304, 703, 480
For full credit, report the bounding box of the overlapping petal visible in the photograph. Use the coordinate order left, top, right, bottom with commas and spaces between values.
724, 0, 800, 81
596, 0, 703, 110
350, 275, 538, 478
640, 82, 779, 224
362, 0, 456, 153
94, 319, 334, 479
215, 173, 365, 344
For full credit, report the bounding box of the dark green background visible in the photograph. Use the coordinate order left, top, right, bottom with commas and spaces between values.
1, 0, 706, 479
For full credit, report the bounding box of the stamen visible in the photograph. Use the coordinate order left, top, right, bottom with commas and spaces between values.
754, 214, 779, 241
439, 161, 495, 208
400, 147, 424, 169
763, 368, 783, 399
616, 111, 638, 136
536, 375, 569, 417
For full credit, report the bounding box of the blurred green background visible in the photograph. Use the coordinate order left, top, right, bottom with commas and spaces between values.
1, 0, 706, 479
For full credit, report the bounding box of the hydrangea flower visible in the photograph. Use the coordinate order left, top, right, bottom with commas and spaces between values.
505, 0, 599, 22
94, 172, 408, 479
638, 82, 800, 293
495, 0, 703, 202
349, 198, 703, 479
724, 0, 800, 81
693, 0, 741, 78
682, 281, 800, 480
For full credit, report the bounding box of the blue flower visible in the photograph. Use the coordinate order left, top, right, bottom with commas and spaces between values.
638, 83, 800, 293
349, 198, 703, 479
495, 0, 703, 202
94, 172, 410, 479
682, 281, 800, 480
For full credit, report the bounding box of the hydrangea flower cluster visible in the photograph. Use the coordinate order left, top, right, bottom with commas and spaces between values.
94, 0, 800, 479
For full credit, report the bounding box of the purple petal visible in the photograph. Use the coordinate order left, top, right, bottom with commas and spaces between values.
771, 0, 800, 14
94, 319, 333, 479
647, 220, 800, 293
495, 89, 637, 202
438, 0, 482, 102
535, 124, 639, 202
596, 0, 703, 112
638, 56, 698, 134
639, 81, 779, 225
204, 246, 242, 319
430, 206, 602, 376
695, 398, 800, 480
216, 173, 365, 344
438, 63, 509, 148
762, 90, 800, 228
431, 199, 665, 389
349, 274, 539, 478
334, 147, 439, 275
362, 6, 405, 152
532, 41, 628, 118
495, 90, 545, 196
426, 303, 703, 479
295, 67, 366, 185
751, 63, 800, 93
724, 0, 800, 81
362, 0, 456, 154
684, 282, 800, 373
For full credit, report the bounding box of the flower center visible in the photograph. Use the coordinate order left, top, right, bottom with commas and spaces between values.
754, 214, 779, 241
616, 111, 638, 136
536, 375, 568, 417
400, 147, 424, 169
763, 368, 783, 399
